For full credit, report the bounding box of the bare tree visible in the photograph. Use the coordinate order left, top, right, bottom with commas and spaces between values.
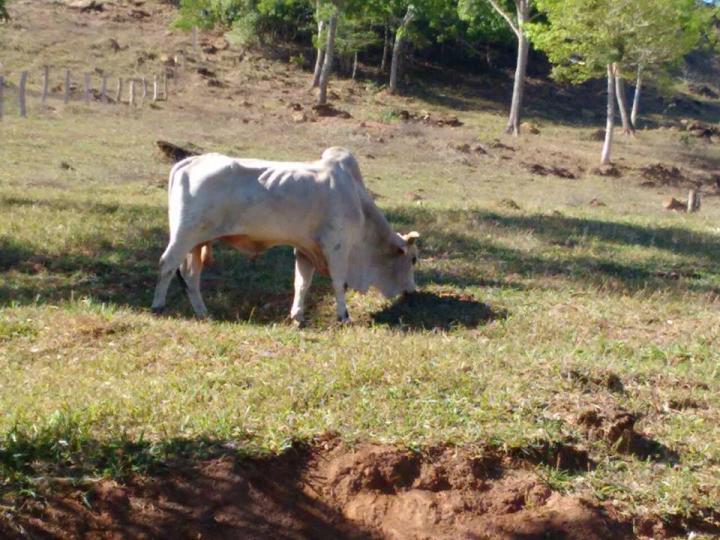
388, 5, 414, 94
311, 0, 325, 88
601, 64, 616, 165
317, 7, 339, 106
486, 0, 531, 136
630, 65, 642, 128
615, 67, 635, 135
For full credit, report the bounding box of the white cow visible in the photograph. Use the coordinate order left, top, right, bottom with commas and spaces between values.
151, 147, 420, 323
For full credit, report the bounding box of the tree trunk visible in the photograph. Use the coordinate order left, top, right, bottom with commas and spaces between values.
631, 66, 642, 128
389, 6, 414, 94
317, 9, 338, 106
311, 16, 325, 88
601, 64, 616, 166
504, 0, 529, 136
615, 68, 634, 135
380, 24, 390, 72
352, 52, 358, 81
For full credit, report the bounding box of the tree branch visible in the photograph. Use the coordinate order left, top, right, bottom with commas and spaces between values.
487, 0, 520, 39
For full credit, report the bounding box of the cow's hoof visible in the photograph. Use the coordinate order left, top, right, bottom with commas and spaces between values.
336, 311, 351, 325
151, 306, 165, 316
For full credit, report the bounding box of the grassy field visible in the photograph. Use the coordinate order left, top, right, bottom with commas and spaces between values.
2, 0, 720, 535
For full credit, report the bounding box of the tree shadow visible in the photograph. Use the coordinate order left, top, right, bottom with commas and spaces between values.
372, 291, 506, 331
387, 207, 720, 296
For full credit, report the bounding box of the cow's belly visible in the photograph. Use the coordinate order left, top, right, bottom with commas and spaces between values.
214, 234, 329, 276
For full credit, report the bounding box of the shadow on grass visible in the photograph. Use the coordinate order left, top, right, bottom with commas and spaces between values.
372, 291, 506, 331
3, 195, 720, 323
1, 433, 373, 539
388, 207, 720, 296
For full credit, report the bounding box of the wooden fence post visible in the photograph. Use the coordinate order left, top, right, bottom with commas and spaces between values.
64, 70, 71, 104
101, 75, 108, 103
84, 73, 91, 104
19, 71, 28, 117
129, 79, 135, 106
116, 77, 123, 103
42, 66, 50, 106
152, 74, 158, 102
687, 189, 701, 213
0, 76, 4, 121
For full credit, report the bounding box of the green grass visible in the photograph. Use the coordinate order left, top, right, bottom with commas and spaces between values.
2, 4, 720, 528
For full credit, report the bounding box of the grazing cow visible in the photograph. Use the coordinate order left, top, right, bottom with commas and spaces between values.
151, 147, 420, 323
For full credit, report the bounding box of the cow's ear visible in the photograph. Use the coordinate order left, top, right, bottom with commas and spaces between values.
402, 231, 420, 245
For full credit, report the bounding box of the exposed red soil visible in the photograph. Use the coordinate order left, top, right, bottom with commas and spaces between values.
2, 438, 634, 539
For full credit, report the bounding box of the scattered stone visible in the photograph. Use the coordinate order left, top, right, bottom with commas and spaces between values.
591, 164, 621, 178
498, 198, 521, 210
291, 112, 307, 123
472, 144, 489, 155
521, 122, 540, 135
454, 143, 471, 153
212, 37, 229, 51
663, 197, 687, 212
640, 163, 685, 186
130, 9, 151, 19
67, 0, 105, 12
288, 102, 303, 111
196, 66, 216, 78
489, 140, 515, 152
523, 162, 578, 179
156, 141, 201, 163
312, 103, 352, 119
60, 161, 75, 171
589, 198, 606, 207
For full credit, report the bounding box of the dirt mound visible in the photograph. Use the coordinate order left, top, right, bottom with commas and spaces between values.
4, 438, 633, 540
522, 162, 578, 179
394, 109, 463, 127
640, 163, 686, 187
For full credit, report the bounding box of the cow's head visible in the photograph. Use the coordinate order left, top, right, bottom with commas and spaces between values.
376, 231, 420, 298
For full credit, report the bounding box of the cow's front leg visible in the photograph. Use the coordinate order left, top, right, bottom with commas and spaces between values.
290, 251, 315, 325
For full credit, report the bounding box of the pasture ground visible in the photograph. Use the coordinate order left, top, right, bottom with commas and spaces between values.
2, 0, 720, 537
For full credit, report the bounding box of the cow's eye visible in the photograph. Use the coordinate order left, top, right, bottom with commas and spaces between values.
411, 256, 417, 265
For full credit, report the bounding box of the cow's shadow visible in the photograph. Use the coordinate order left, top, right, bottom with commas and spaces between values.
371, 291, 506, 331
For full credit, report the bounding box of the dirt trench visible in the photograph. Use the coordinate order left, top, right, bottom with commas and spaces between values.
3, 437, 633, 540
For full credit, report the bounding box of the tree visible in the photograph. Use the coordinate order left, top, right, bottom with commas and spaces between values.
389, 4, 415, 93
0, 0, 9, 22
317, 4, 339, 105
460, 0, 532, 136
622, 0, 709, 128
531, 0, 706, 164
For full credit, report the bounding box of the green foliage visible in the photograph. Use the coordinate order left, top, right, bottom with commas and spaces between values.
457, 0, 515, 44
0, 0, 9, 22
175, 0, 313, 45
530, 0, 709, 83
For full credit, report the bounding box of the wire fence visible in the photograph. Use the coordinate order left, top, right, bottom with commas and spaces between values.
0, 66, 173, 120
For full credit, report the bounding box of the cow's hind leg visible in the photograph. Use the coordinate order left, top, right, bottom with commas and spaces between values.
179, 245, 209, 318
151, 238, 196, 314
290, 250, 315, 326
